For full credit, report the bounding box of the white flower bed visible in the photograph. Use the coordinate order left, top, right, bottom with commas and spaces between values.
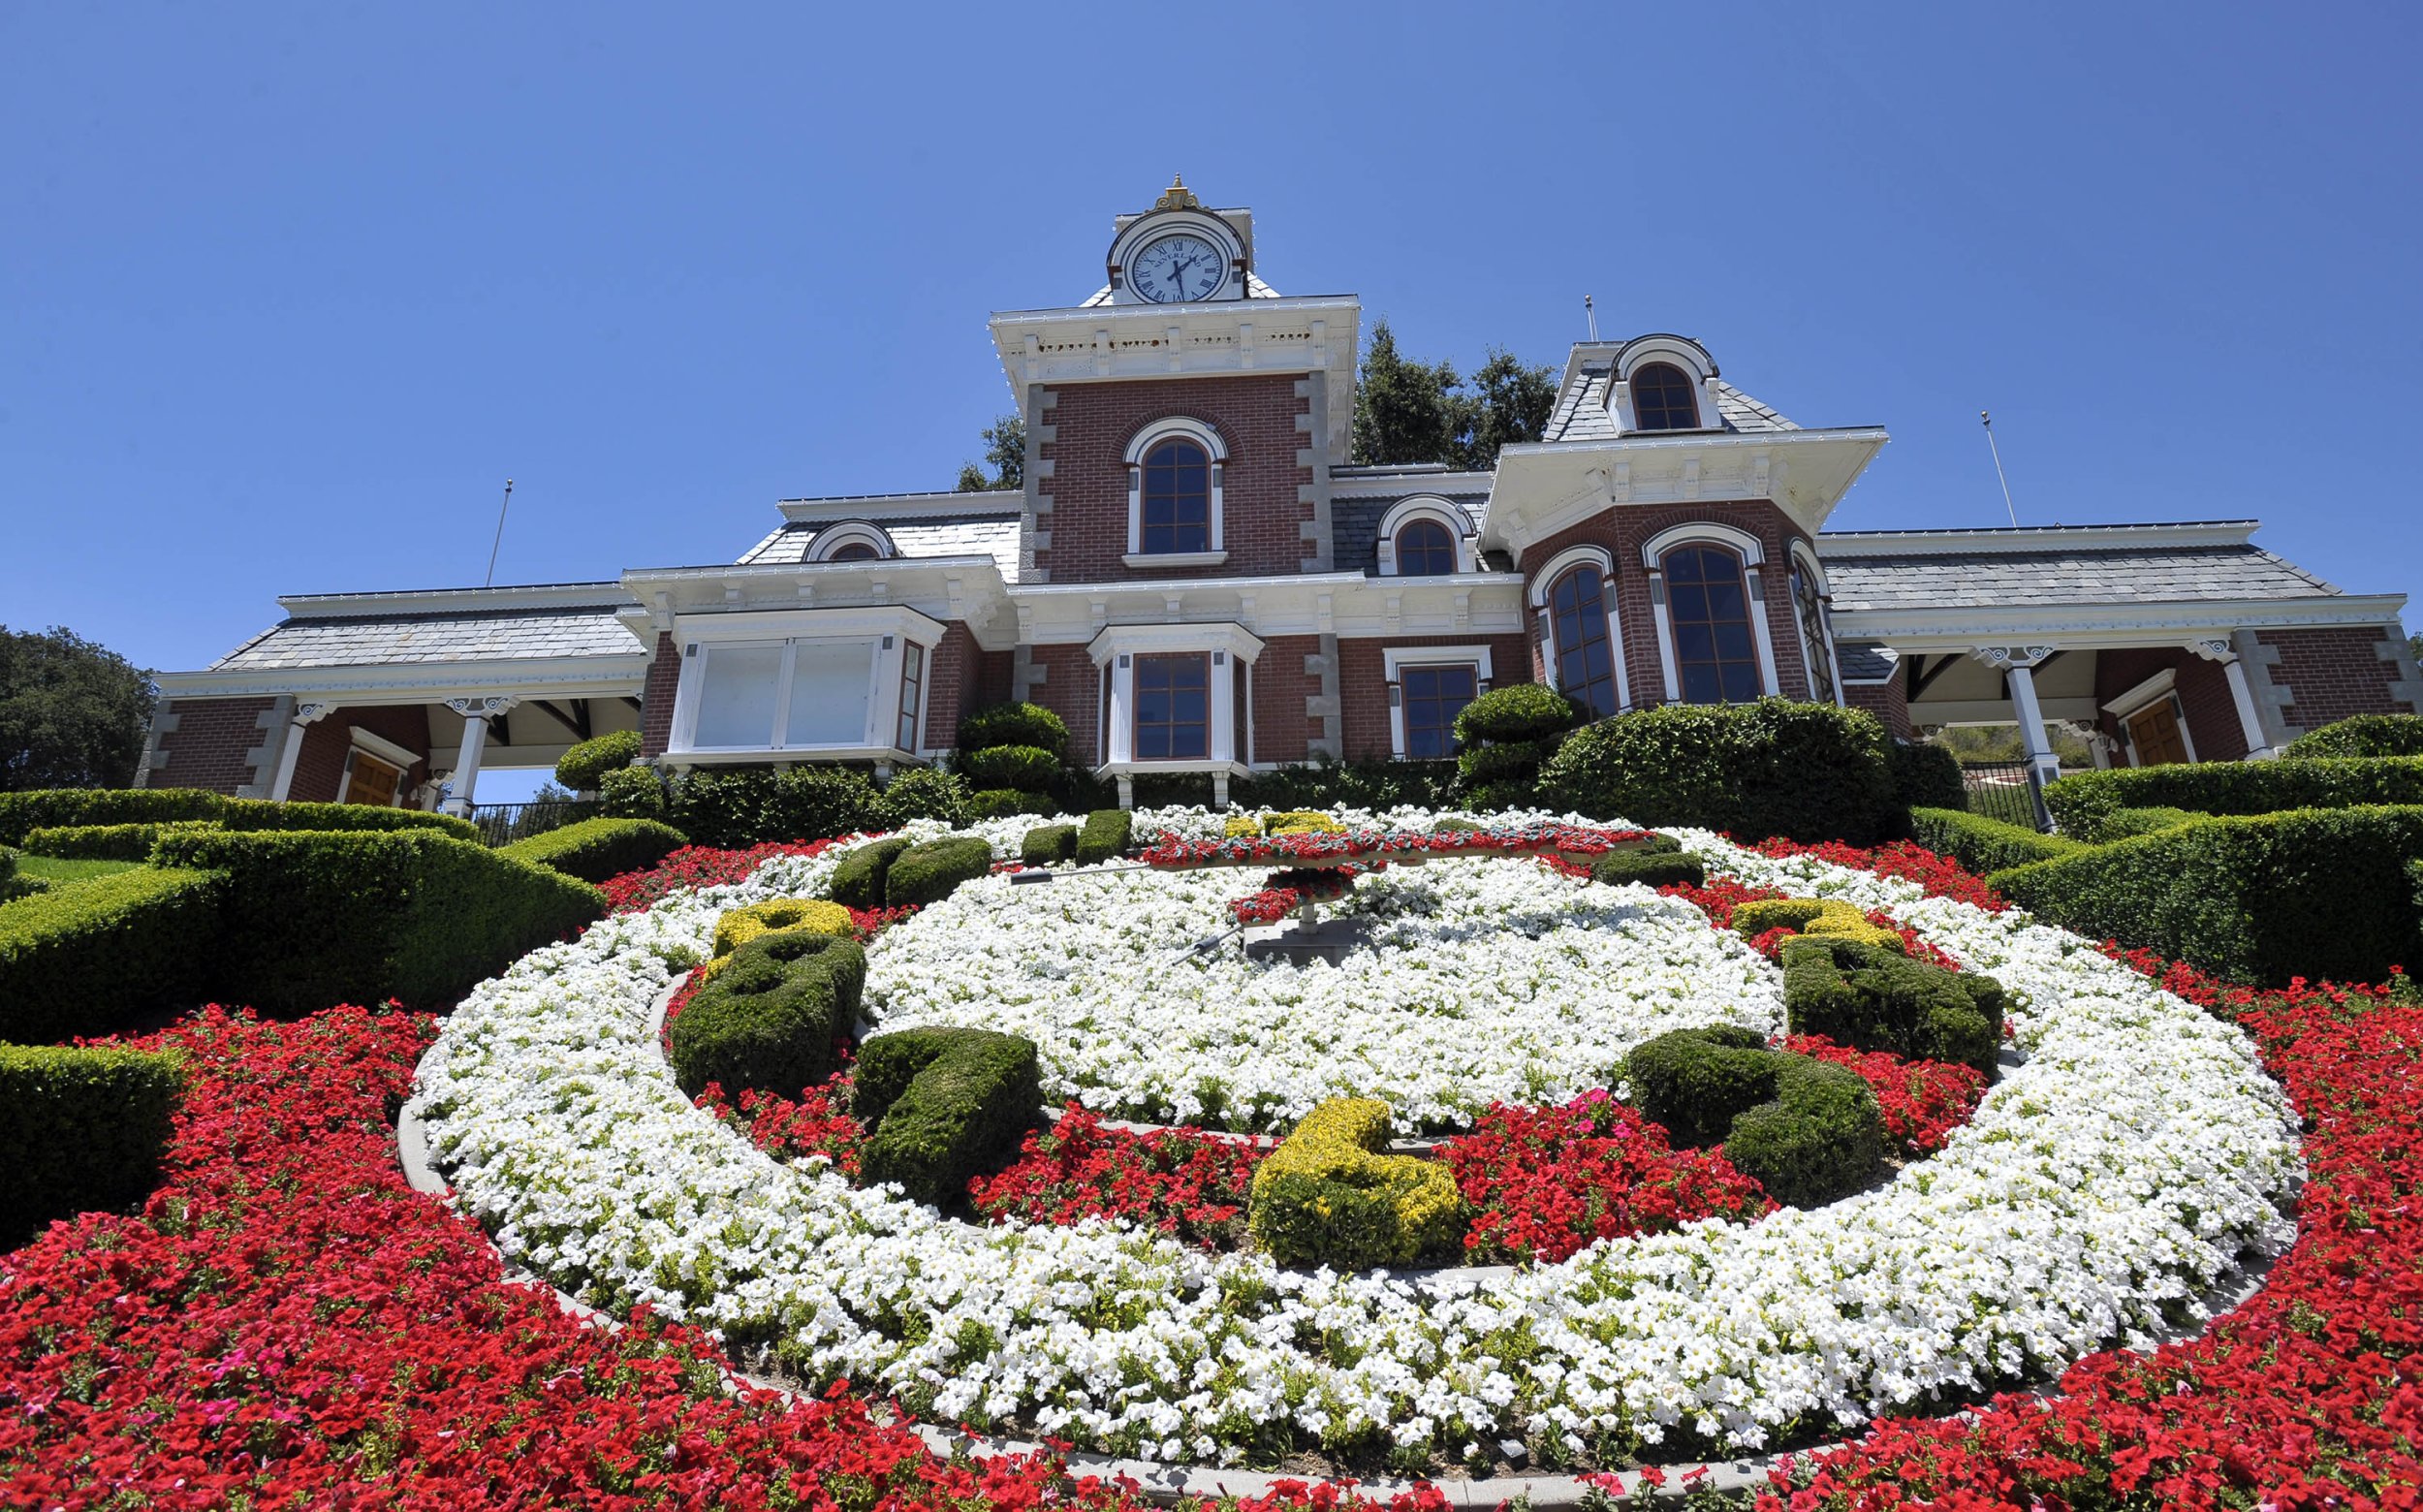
410, 808, 2300, 1466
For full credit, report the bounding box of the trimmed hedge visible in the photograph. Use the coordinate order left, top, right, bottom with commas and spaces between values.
498, 817, 686, 883
1074, 808, 1132, 866
873, 767, 967, 828
1907, 807, 2087, 875
218, 801, 480, 840
2098, 805, 2209, 841
1737, 898, 1905, 954
0, 866, 226, 1041
1781, 935, 2006, 1076
1541, 699, 1899, 844
1020, 824, 1078, 866
2282, 713, 2423, 761
1623, 1026, 1882, 1210
958, 703, 1069, 761
153, 829, 604, 1013
555, 730, 642, 790
886, 835, 994, 907
667, 766, 881, 848
1889, 740, 1967, 813
1459, 737, 1560, 785
1454, 683, 1578, 743
0, 1044, 185, 1245
829, 837, 913, 909
2042, 756, 2423, 839
598, 765, 668, 820
1589, 845, 1706, 889
1991, 804, 2423, 985
0, 787, 224, 845
709, 898, 855, 959
966, 788, 1051, 819
853, 1026, 1043, 1208
19, 820, 216, 861
1245, 1097, 1463, 1270
961, 744, 1059, 792
1233, 757, 1460, 814
669, 931, 865, 1101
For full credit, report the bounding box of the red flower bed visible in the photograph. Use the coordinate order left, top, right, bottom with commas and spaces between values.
599, 838, 857, 913
1784, 1035, 1988, 1158
1748, 835, 2010, 913
969, 1107, 1264, 1247
696, 1076, 867, 1176
1658, 875, 1788, 929
1437, 1091, 1773, 1263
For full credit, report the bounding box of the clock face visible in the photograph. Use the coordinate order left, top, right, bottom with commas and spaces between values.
1129, 233, 1227, 302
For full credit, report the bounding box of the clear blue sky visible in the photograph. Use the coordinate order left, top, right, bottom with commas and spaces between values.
8, 1, 2419, 677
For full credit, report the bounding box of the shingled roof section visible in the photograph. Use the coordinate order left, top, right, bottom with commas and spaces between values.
739, 512, 1023, 580
212, 606, 642, 671
1541, 362, 1798, 443
1817, 539, 2342, 614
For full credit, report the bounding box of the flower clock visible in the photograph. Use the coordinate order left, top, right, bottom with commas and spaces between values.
407, 804, 2300, 1478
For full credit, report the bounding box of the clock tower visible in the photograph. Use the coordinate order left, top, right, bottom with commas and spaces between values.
1104, 175, 1254, 305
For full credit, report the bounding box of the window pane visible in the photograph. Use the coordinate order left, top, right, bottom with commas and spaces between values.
1134, 653, 1211, 760
1662, 547, 1761, 705
1141, 439, 1212, 555
897, 643, 925, 750
1400, 663, 1478, 759
1631, 362, 1700, 431
787, 640, 875, 746
694, 645, 784, 747
1549, 564, 1620, 718
1397, 520, 1456, 576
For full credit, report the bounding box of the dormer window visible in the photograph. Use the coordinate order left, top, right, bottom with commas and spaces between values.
806, 521, 895, 563
1374, 497, 1475, 577
1629, 362, 1701, 431
1395, 519, 1456, 577
828, 543, 879, 562
1141, 438, 1212, 553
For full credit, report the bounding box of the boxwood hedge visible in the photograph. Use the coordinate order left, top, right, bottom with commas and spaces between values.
0, 866, 226, 1042
1020, 824, 1078, 866
2281, 713, 2423, 760
886, 835, 994, 907
19, 820, 218, 861
1907, 807, 2087, 874
853, 1026, 1043, 1208
669, 930, 865, 1100
554, 730, 642, 790
498, 816, 687, 883
1245, 1097, 1463, 1270
1541, 698, 1900, 844
2042, 756, 2423, 839
1073, 808, 1132, 866
1623, 1026, 1882, 1210
957, 703, 1069, 761
0, 1043, 185, 1245
667, 765, 881, 849
1781, 934, 2005, 1076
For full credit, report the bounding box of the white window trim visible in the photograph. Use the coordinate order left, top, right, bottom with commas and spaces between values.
333, 725, 419, 807
2102, 667, 2179, 718
2116, 687, 2198, 768
1643, 529, 1781, 702
1087, 620, 1262, 769
805, 520, 896, 562
1124, 418, 1227, 562
1528, 543, 1631, 716
1375, 497, 1478, 577
894, 639, 932, 754
666, 605, 943, 760
1383, 645, 1494, 759
1787, 543, 1845, 706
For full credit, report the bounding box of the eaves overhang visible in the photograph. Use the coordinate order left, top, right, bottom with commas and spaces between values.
155, 653, 650, 704
1006, 570, 1528, 645
1818, 520, 2263, 557
1830, 591, 2410, 650
272, 582, 633, 618
1481, 426, 1889, 558
618, 557, 1017, 650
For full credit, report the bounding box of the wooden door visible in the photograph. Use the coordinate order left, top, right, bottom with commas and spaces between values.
2126, 699, 2190, 767
345, 751, 403, 806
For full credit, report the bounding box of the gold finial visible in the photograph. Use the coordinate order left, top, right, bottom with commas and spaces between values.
1153, 173, 1201, 211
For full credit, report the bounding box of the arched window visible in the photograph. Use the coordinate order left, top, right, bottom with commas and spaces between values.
828, 542, 879, 562
1548, 564, 1621, 718
1140, 438, 1212, 554
1663, 546, 1762, 704
1790, 554, 1833, 702
1395, 519, 1456, 577
1629, 362, 1701, 431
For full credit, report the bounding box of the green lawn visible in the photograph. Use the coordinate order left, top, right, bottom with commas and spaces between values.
16, 855, 145, 886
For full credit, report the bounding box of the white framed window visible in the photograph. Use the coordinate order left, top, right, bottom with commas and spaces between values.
1123, 418, 1227, 567
1382, 645, 1494, 759
1787, 543, 1843, 705
1375, 496, 1478, 577
667, 607, 942, 759
1640, 522, 1781, 704
1528, 544, 1628, 719
806, 520, 896, 562
1609, 335, 1722, 436
1089, 621, 1263, 768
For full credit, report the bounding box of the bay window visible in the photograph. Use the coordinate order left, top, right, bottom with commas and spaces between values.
669, 607, 940, 759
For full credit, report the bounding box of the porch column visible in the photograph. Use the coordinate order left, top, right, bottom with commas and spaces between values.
441, 696, 518, 815
1974, 646, 2062, 785
268, 702, 335, 802
2187, 639, 2274, 759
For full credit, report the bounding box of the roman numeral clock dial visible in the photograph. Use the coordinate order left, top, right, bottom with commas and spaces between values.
1129, 233, 1226, 302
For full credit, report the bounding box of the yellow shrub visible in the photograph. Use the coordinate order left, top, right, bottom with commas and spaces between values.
700, 898, 858, 983
1261, 811, 1344, 835
1223, 815, 1261, 838
1246, 1098, 1463, 1268
1733, 897, 1904, 953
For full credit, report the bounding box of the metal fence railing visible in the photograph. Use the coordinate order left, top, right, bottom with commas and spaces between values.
1960, 760, 2055, 832
466, 797, 602, 847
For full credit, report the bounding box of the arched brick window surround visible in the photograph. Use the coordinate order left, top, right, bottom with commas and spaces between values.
1527, 543, 1628, 719
1122, 418, 1227, 564
1640, 522, 1782, 704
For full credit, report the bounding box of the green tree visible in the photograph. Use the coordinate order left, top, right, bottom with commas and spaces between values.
954, 415, 1025, 492
2410, 632, 2421, 665
0, 626, 157, 791
1349, 321, 1557, 471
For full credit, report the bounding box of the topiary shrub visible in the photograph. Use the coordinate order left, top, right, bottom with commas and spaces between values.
0, 788, 226, 846
555, 730, 643, 791
498, 817, 686, 883
960, 745, 1059, 792
598, 765, 668, 820
1020, 824, 1078, 866
959, 703, 1069, 761
1541, 699, 1898, 844
885, 835, 994, 907
1232, 757, 1460, 814
1907, 807, 2086, 874
1589, 845, 1706, 889
0, 1044, 185, 1246
853, 1026, 1043, 1207
1991, 804, 2423, 985
829, 836, 913, 909
0, 866, 226, 1042
1074, 808, 1132, 866
1246, 1098, 1463, 1270
874, 767, 967, 828
668, 931, 865, 1101
2282, 713, 2423, 761
19, 820, 220, 861
1454, 683, 1579, 743
152, 829, 603, 1014
1622, 1026, 1882, 1210
706, 898, 855, 969
2041, 756, 2423, 839
1734, 897, 1906, 954
217, 801, 481, 840
966, 788, 1052, 819
667, 765, 882, 848
1453, 684, 1581, 807
1781, 935, 2005, 1076
1888, 740, 1967, 813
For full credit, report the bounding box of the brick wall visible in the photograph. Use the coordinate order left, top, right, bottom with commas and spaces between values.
920, 623, 984, 753
1250, 633, 1325, 765
1520, 501, 1820, 709
638, 632, 680, 760
2093, 647, 2248, 764
152, 696, 279, 795
287, 704, 435, 803
2260, 626, 2409, 733
1844, 678, 1911, 740
1023, 645, 1104, 767
1337, 632, 1535, 761
1035, 374, 1314, 582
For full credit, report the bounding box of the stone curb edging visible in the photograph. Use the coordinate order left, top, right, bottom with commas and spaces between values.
401, 977, 2284, 1507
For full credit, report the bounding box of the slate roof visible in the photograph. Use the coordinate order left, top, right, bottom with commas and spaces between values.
1327, 473, 1491, 576
213, 606, 642, 671
1834, 641, 1901, 683
1817, 538, 2343, 614
1541, 364, 1798, 443
739, 512, 1023, 579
